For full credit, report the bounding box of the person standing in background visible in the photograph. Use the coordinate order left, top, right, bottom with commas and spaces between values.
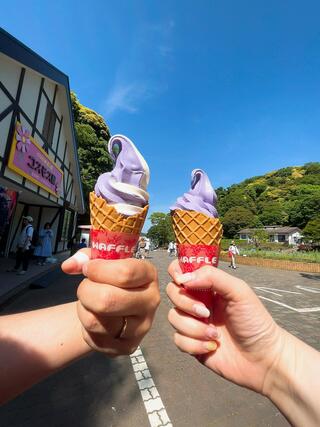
8, 216, 33, 275
228, 240, 240, 269
78, 238, 87, 249
34, 223, 53, 266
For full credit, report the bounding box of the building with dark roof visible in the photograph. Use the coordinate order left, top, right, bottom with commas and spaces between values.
0, 28, 84, 256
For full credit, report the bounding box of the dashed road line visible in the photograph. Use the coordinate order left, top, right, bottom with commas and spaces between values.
130, 347, 172, 427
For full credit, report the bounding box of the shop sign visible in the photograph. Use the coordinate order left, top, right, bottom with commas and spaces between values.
8, 122, 63, 197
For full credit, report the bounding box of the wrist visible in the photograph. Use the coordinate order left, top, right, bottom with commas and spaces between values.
263, 329, 320, 427
262, 328, 295, 399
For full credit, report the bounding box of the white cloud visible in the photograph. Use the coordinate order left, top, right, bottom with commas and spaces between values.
104, 81, 150, 116
103, 18, 175, 117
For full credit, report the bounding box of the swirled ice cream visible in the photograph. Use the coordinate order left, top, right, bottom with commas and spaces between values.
170, 169, 218, 217
94, 134, 150, 215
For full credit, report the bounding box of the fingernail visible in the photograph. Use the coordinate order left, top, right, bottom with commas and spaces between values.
204, 341, 218, 352
176, 272, 195, 284
193, 304, 210, 318
71, 252, 90, 266
206, 326, 219, 339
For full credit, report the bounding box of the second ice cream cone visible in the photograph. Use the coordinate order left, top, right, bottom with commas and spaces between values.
170, 170, 223, 322
171, 209, 223, 273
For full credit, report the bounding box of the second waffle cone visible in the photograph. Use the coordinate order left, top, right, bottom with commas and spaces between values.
171, 209, 223, 245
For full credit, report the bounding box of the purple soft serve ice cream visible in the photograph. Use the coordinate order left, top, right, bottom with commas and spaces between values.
171, 169, 218, 217
95, 134, 150, 216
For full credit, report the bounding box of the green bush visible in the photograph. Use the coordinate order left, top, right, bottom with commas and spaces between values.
240, 249, 320, 264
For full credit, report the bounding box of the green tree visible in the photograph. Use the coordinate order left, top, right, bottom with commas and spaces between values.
304, 162, 320, 175
222, 207, 259, 238
303, 216, 320, 242
75, 123, 113, 211
147, 212, 174, 246
71, 92, 113, 215
218, 189, 256, 216
71, 92, 111, 140
288, 193, 320, 228
258, 202, 289, 225
251, 228, 269, 247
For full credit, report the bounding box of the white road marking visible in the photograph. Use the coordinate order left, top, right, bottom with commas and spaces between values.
254, 287, 301, 296
296, 286, 320, 294
258, 296, 320, 313
296, 307, 320, 313
130, 347, 172, 427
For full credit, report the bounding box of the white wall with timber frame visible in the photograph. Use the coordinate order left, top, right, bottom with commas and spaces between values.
0, 30, 84, 256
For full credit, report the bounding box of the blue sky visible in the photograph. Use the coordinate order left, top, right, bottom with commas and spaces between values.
2, 1, 320, 229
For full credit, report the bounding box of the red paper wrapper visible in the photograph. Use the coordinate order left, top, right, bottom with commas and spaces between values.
90, 229, 139, 260
177, 243, 220, 320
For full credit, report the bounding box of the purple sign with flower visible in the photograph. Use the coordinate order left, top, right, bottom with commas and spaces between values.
8, 122, 63, 197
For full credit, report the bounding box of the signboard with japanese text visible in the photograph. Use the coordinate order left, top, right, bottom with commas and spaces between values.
8, 122, 63, 197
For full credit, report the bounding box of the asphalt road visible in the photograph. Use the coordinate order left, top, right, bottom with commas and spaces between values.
0, 251, 319, 427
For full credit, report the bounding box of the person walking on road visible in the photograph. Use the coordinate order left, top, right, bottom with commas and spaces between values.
138, 237, 146, 259
168, 241, 175, 257
8, 215, 34, 275
145, 238, 151, 257
228, 240, 240, 269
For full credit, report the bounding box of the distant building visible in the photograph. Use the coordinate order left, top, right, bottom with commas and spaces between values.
0, 28, 85, 256
238, 226, 302, 245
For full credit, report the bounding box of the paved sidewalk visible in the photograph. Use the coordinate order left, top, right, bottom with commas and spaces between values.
0, 251, 70, 305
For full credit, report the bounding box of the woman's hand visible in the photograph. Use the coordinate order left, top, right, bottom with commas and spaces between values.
62, 250, 160, 357
166, 260, 285, 394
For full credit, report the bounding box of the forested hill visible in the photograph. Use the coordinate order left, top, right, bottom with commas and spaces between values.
216, 163, 320, 237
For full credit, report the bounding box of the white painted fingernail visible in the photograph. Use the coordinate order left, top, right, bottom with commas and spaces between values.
72, 252, 90, 266
206, 326, 219, 339
193, 304, 210, 318
176, 272, 195, 284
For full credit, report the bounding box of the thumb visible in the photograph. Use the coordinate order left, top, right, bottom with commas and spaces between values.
61, 249, 91, 275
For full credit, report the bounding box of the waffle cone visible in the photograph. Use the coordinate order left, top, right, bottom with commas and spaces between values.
171, 209, 223, 246
89, 192, 148, 235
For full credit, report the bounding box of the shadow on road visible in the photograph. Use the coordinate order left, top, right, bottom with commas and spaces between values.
300, 273, 320, 281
